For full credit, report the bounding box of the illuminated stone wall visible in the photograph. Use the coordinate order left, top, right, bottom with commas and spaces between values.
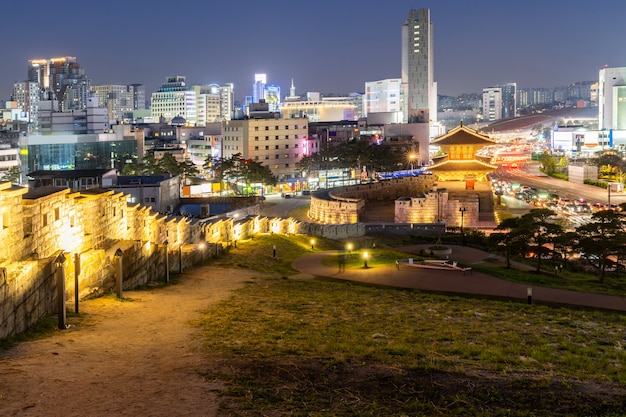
308, 175, 436, 224
0, 181, 383, 340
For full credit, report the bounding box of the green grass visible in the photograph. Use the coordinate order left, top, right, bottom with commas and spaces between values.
191, 235, 626, 415
194, 276, 626, 416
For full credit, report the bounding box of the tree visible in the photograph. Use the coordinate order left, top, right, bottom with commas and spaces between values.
0, 166, 21, 184
575, 210, 626, 283
141, 155, 164, 175
514, 208, 563, 273
488, 217, 525, 268
158, 153, 181, 176
210, 153, 277, 195
538, 153, 557, 175
178, 159, 201, 185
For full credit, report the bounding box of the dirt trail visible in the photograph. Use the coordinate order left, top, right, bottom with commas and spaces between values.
0, 267, 255, 417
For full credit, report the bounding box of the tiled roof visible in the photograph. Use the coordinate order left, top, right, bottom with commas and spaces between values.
431, 124, 495, 145
428, 159, 498, 172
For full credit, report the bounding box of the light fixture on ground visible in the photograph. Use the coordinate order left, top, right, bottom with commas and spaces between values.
459, 207, 467, 246
363, 251, 369, 268
310, 239, 315, 250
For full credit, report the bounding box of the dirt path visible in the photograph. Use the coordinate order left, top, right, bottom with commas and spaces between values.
0, 267, 256, 417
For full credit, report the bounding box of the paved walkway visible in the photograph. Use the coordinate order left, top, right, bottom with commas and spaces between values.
291, 245, 626, 312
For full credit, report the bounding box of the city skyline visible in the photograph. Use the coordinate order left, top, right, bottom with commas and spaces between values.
1, 0, 625, 101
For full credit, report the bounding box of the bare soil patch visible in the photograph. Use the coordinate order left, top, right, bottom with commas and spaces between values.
0, 267, 256, 417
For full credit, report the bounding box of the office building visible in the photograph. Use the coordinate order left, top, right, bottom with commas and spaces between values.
599, 66, 626, 130
252, 74, 266, 104
280, 95, 357, 122
150, 76, 197, 125
363, 78, 403, 121
482, 83, 517, 122
401, 9, 437, 124
27, 56, 92, 112
219, 83, 234, 121
19, 123, 142, 174
12, 81, 40, 126
91, 85, 134, 122
222, 107, 312, 179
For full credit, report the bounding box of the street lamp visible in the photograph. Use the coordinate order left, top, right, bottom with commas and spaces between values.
409, 153, 417, 172
363, 251, 369, 268
346, 243, 353, 254
459, 207, 467, 246
164, 239, 170, 283
310, 239, 315, 250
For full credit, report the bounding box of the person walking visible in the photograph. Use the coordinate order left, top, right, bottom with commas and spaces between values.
338, 250, 347, 273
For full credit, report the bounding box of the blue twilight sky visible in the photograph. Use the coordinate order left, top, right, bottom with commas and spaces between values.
0, 0, 624, 101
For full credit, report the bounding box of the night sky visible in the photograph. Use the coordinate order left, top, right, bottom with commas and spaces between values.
1, 0, 624, 101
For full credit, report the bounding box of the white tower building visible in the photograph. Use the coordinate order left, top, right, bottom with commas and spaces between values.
599, 67, 626, 130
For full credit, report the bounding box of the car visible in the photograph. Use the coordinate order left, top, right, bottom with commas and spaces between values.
575, 203, 592, 214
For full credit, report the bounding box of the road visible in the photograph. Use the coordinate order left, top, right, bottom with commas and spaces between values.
493, 162, 626, 228
259, 192, 312, 219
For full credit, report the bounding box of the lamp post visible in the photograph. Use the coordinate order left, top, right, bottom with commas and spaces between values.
409, 153, 416, 172
115, 248, 124, 298
459, 207, 467, 246
363, 251, 369, 268
346, 243, 353, 254
164, 239, 170, 284
310, 239, 315, 250
179, 245, 183, 274
55, 251, 67, 329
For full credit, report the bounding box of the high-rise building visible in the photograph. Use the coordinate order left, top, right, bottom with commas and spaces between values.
223, 111, 311, 179
150, 76, 197, 125
219, 83, 234, 121
401, 9, 437, 124
363, 78, 403, 118
265, 84, 281, 112
12, 81, 40, 125
91, 85, 134, 122
130, 84, 146, 110
252, 74, 267, 104
27, 56, 91, 112
599, 66, 626, 130
482, 83, 516, 122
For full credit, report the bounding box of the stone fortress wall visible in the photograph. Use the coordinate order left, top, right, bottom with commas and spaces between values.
0, 174, 493, 339
0, 182, 368, 339
308, 175, 437, 224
